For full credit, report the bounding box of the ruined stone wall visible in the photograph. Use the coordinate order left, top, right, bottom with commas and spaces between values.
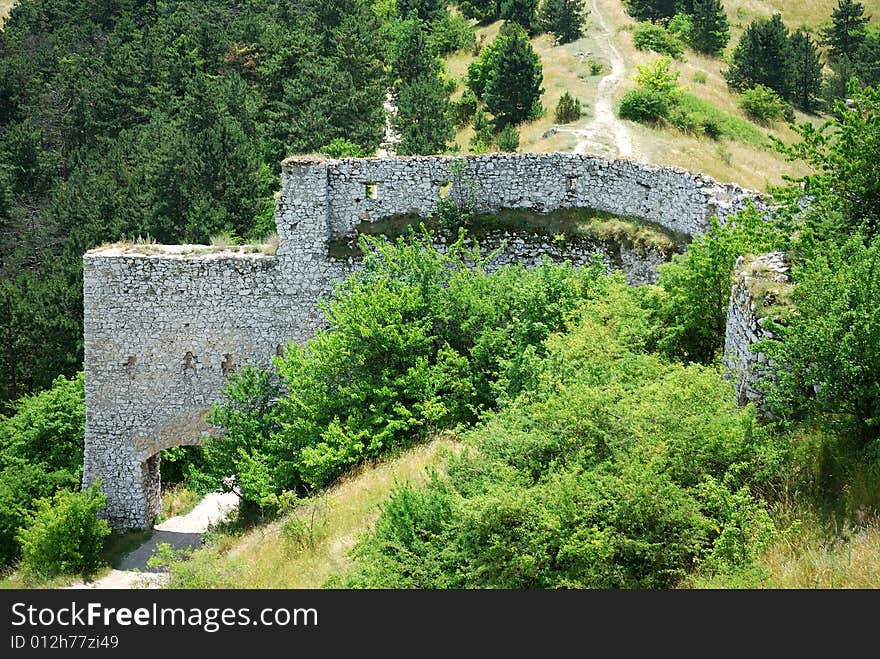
723, 252, 791, 410
84, 153, 766, 530
321, 153, 762, 240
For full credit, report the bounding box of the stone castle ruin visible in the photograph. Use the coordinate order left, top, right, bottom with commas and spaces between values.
82, 152, 768, 530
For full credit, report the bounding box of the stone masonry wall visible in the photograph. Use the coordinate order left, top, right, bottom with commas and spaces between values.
84, 152, 766, 530
723, 252, 791, 409
319, 153, 762, 240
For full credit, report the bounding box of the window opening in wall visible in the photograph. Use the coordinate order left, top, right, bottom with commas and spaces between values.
567, 176, 578, 193
183, 351, 196, 370
365, 182, 379, 200
125, 355, 137, 381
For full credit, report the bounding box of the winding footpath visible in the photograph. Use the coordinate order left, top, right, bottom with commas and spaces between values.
66, 491, 239, 589
557, 0, 637, 160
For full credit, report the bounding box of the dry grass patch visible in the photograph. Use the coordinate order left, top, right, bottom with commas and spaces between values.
0, 1, 15, 24
156, 486, 201, 523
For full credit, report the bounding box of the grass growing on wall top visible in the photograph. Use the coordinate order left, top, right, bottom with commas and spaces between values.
328, 207, 686, 259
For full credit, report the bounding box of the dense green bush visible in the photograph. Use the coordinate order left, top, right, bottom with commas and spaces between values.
454, 90, 479, 127
426, 12, 477, 56
538, 0, 587, 44
0, 462, 61, 568
17, 481, 111, 578
496, 124, 521, 151
322, 139, 368, 159
554, 91, 582, 123
207, 230, 606, 506
0, 373, 85, 568
656, 204, 786, 364
762, 233, 880, 444
619, 88, 672, 122
739, 85, 787, 124
632, 22, 685, 60
334, 278, 783, 588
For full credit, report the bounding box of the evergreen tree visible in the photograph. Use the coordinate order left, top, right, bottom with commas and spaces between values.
689, 0, 729, 55
790, 29, 823, 112
625, 0, 678, 22
397, 0, 447, 23
483, 23, 544, 127
538, 0, 587, 44
500, 0, 538, 32
459, 0, 501, 23
725, 14, 794, 101
393, 73, 455, 155
822, 0, 870, 60
853, 31, 880, 86
390, 13, 441, 86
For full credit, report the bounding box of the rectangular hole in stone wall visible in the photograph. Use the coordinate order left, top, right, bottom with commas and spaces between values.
365, 182, 380, 200
567, 176, 578, 193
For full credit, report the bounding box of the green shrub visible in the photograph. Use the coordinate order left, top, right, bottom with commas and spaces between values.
657, 204, 786, 364
554, 91, 582, 123
0, 462, 59, 567
700, 117, 722, 139
693, 71, 708, 84
454, 89, 478, 127
427, 12, 476, 56
17, 481, 111, 578
634, 56, 685, 101
588, 59, 604, 75
762, 234, 880, 444
669, 106, 701, 134
668, 12, 694, 41
739, 85, 786, 124
619, 88, 671, 122
496, 124, 520, 152
207, 231, 605, 505
336, 281, 784, 588
321, 138, 367, 158
632, 22, 685, 60
0, 372, 85, 568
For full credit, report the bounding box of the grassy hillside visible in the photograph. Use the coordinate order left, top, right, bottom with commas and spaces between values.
155, 436, 461, 588
445, 0, 878, 192
153, 435, 880, 589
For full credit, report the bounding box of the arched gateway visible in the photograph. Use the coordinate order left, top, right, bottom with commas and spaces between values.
82, 152, 763, 530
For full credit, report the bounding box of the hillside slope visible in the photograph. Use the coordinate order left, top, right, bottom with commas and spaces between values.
447, 0, 876, 191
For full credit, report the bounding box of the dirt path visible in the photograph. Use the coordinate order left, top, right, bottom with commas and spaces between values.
66, 491, 239, 589
557, 0, 637, 160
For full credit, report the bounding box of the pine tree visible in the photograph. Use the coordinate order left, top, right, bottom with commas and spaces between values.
725, 14, 794, 101
853, 32, 880, 86
538, 0, 587, 44
483, 23, 544, 127
390, 13, 440, 86
500, 0, 538, 32
689, 0, 729, 56
624, 0, 677, 22
394, 73, 455, 155
822, 0, 870, 60
790, 29, 823, 112
397, 0, 447, 23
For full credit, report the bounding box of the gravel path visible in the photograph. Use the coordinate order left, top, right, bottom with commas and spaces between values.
66, 491, 239, 589
556, 0, 638, 160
